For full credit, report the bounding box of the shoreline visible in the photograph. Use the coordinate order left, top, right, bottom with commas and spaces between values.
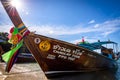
0, 62, 47, 80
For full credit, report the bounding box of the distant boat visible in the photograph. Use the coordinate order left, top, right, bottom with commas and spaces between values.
1, 0, 120, 78
16, 44, 36, 63
0, 37, 35, 63
0, 33, 35, 63
0, 36, 11, 54
0, 36, 11, 62
16, 53, 36, 63
0, 39, 4, 43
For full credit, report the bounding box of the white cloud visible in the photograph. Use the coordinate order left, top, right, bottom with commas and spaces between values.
88, 20, 95, 24
70, 37, 98, 44
96, 19, 120, 36
101, 31, 114, 37
94, 24, 99, 28
0, 24, 12, 32
28, 24, 94, 36
27, 19, 120, 37
0, 18, 120, 39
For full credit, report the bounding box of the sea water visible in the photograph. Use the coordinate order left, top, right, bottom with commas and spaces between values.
116, 59, 120, 80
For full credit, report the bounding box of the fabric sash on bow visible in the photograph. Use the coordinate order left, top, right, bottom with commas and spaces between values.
2, 40, 23, 72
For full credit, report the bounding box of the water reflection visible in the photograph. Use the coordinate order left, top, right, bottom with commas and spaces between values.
48, 70, 118, 80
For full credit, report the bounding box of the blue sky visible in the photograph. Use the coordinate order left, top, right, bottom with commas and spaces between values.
0, 0, 120, 47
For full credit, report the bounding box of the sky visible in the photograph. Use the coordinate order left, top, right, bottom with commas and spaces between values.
0, 0, 120, 47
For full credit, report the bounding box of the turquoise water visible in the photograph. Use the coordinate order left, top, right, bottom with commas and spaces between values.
116, 59, 120, 80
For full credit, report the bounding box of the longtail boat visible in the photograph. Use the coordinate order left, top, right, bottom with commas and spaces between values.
1, 0, 120, 77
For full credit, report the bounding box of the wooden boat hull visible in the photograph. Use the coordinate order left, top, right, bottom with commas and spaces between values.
24, 34, 118, 75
